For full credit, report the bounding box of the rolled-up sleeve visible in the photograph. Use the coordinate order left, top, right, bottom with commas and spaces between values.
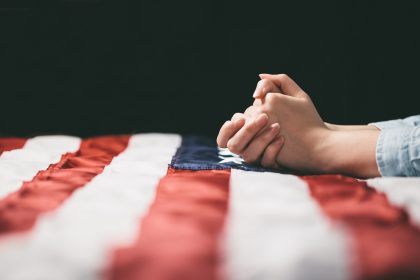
369, 115, 420, 130
375, 126, 420, 176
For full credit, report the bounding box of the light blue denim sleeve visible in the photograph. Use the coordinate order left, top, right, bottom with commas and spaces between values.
373, 117, 420, 176
369, 115, 420, 129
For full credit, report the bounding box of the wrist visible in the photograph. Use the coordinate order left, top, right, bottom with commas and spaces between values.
311, 129, 338, 174
324, 123, 380, 131
318, 130, 380, 178
300, 127, 337, 174
324, 122, 338, 131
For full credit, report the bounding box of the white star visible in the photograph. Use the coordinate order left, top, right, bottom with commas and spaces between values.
218, 148, 244, 165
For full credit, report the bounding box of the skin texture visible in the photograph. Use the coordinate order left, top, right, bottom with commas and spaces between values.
325, 122, 379, 131
217, 74, 381, 178
216, 79, 285, 169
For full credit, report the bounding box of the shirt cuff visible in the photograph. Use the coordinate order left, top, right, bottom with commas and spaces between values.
369, 115, 420, 130
369, 119, 408, 130
376, 127, 420, 177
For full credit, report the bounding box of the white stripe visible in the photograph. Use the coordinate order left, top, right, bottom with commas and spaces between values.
0, 133, 181, 280
222, 170, 350, 280
367, 177, 420, 226
0, 136, 81, 199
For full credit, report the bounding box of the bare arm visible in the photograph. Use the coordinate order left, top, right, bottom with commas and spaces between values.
317, 129, 380, 178
218, 73, 381, 178
325, 122, 379, 131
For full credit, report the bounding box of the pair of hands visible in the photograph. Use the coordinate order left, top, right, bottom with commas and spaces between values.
217, 74, 330, 172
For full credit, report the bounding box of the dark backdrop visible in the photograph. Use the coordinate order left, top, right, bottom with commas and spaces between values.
1, 1, 420, 137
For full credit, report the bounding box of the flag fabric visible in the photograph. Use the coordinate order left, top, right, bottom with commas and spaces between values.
0, 134, 420, 280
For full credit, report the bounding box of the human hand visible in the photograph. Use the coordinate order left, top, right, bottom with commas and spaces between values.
218, 73, 380, 177
225, 74, 332, 172
217, 79, 285, 168
257, 74, 330, 172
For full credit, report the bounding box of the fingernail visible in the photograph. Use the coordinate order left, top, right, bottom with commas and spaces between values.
253, 81, 264, 98
270, 123, 280, 133
235, 117, 245, 125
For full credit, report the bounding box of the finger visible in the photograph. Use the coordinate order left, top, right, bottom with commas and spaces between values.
231, 112, 244, 121
227, 114, 268, 154
260, 136, 285, 168
258, 73, 303, 97
241, 123, 280, 164
253, 79, 281, 99
253, 98, 263, 106
217, 117, 245, 148
243, 105, 263, 121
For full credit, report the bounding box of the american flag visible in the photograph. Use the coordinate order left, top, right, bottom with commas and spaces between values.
0, 134, 420, 280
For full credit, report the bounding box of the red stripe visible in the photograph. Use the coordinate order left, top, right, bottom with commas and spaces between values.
0, 135, 130, 236
0, 137, 27, 155
108, 168, 230, 280
302, 175, 420, 280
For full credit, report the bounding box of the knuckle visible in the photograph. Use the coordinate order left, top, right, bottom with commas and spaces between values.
242, 152, 257, 163
221, 120, 232, 129
227, 140, 240, 154
277, 73, 290, 81
217, 133, 227, 147
259, 109, 269, 117
264, 92, 279, 104
224, 120, 232, 126
245, 105, 261, 115
232, 112, 243, 120
265, 94, 283, 110
261, 103, 275, 114
244, 106, 253, 113
218, 125, 229, 139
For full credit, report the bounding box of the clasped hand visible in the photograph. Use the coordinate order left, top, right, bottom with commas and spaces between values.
217, 74, 331, 173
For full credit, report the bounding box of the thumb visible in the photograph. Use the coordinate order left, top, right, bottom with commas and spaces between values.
259, 74, 304, 98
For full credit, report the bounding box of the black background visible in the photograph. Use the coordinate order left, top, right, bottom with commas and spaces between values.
1, 1, 419, 137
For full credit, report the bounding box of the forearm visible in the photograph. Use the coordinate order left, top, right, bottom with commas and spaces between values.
320, 130, 380, 178
325, 122, 379, 131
